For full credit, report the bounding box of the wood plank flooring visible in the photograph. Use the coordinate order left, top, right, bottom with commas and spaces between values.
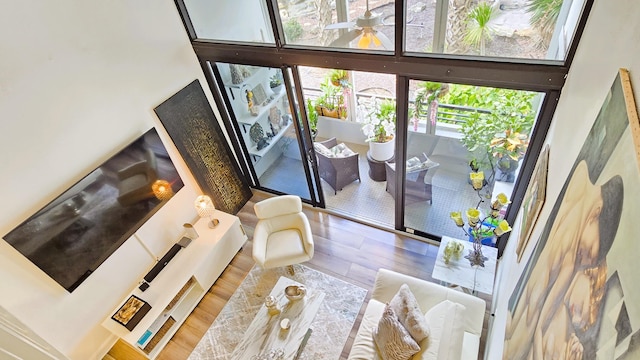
107, 191, 492, 359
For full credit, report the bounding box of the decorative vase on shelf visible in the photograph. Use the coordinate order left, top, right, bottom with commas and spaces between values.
496, 157, 520, 182
368, 136, 395, 162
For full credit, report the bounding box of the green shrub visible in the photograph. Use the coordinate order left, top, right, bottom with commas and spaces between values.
284, 18, 304, 42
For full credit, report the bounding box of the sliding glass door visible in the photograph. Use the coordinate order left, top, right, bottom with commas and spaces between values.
401, 79, 544, 241
213, 62, 324, 205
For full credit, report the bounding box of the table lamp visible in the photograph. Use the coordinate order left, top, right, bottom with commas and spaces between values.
152, 179, 174, 201
195, 195, 219, 228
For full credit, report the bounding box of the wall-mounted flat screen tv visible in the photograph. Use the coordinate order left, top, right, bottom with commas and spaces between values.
3, 128, 184, 292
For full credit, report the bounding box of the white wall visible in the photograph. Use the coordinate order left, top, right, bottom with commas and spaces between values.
0, 1, 219, 359
486, 0, 640, 357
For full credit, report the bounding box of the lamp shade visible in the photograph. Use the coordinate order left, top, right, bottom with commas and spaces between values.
194, 195, 215, 218
152, 180, 174, 200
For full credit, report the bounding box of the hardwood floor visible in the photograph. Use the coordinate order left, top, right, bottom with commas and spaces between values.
107, 191, 492, 359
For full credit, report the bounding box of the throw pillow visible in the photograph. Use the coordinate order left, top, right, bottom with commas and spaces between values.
414, 300, 466, 360
313, 143, 333, 157
332, 143, 355, 158
389, 284, 430, 342
373, 304, 421, 360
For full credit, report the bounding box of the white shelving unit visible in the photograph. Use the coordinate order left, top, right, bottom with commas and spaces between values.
236, 90, 286, 127
222, 65, 293, 178
247, 121, 292, 158
101, 211, 247, 359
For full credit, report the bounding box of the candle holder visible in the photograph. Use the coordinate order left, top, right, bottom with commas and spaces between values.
449, 173, 512, 267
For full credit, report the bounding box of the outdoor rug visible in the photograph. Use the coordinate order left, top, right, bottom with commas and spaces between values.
189, 264, 368, 360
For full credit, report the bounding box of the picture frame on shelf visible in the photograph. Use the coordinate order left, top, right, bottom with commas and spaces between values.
252, 83, 268, 107
112, 295, 152, 331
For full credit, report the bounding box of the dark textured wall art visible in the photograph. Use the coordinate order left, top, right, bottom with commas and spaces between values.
154, 79, 252, 214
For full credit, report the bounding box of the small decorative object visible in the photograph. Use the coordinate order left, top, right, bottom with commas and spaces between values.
279, 318, 291, 330
284, 285, 306, 301
240, 65, 253, 78
245, 89, 258, 116
269, 106, 282, 133
194, 195, 219, 228
112, 295, 152, 331
151, 179, 174, 201
270, 73, 283, 94
182, 223, 199, 240
229, 64, 245, 84
252, 83, 268, 107
442, 240, 464, 264
249, 123, 264, 143
264, 295, 280, 316
249, 123, 270, 150
450, 173, 512, 267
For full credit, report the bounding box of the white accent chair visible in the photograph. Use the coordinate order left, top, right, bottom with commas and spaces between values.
252, 195, 314, 272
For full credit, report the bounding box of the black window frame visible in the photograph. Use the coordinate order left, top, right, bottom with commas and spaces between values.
173, 0, 594, 256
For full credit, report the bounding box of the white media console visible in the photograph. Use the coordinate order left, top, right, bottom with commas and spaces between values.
101, 210, 247, 359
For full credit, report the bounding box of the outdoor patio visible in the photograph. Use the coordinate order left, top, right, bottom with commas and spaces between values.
259, 137, 515, 243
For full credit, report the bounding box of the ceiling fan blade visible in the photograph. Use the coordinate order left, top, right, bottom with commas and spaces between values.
324, 21, 356, 30
329, 29, 363, 47
358, 33, 372, 49
372, 29, 393, 50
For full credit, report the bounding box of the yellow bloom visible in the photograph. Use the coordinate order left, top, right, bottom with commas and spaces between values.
450, 212, 464, 227
494, 220, 512, 236
466, 208, 480, 226
491, 193, 511, 210
470, 172, 484, 190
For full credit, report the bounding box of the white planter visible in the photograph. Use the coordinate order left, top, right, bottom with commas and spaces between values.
368, 137, 395, 161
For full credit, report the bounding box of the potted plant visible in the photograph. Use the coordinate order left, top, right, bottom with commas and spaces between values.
360, 97, 396, 161
306, 98, 318, 140
269, 73, 283, 94
458, 88, 535, 181
316, 78, 346, 119
490, 129, 529, 181
329, 69, 350, 88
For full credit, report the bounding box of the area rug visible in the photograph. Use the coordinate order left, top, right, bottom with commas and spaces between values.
189, 264, 368, 360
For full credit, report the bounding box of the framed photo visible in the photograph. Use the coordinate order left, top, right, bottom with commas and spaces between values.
111, 295, 152, 331
251, 83, 268, 106
515, 144, 549, 262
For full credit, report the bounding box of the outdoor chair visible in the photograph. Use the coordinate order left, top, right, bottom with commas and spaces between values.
252, 195, 314, 274
314, 137, 360, 195
385, 153, 439, 205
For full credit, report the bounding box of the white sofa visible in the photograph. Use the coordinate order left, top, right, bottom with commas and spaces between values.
348, 269, 486, 360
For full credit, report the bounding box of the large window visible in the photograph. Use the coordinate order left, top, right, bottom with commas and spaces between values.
186, 0, 587, 62
176, 0, 582, 253
404, 0, 586, 61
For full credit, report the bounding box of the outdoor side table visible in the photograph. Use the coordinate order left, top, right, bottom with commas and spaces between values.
366, 151, 393, 181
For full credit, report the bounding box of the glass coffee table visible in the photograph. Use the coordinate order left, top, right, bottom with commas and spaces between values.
230, 276, 325, 360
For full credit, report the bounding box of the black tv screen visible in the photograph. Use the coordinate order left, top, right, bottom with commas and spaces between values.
3, 128, 184, 292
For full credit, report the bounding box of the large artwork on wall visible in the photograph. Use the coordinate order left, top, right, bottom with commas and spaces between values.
155, 79, 252, 214
504, 69, 640, 359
